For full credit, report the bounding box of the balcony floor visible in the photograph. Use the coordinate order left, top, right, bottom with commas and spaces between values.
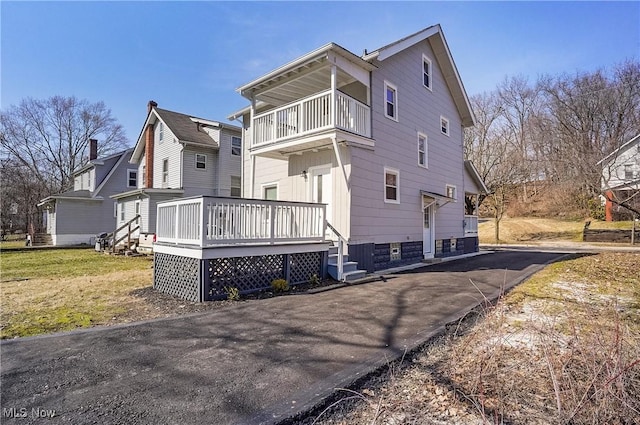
250, 127, 375, 159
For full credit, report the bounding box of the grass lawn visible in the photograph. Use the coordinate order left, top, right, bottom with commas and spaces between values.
479, 217, 637, 244
1, 248, 153, 338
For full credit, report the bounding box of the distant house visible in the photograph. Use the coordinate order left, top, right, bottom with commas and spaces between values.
228, 24, 484, 273
38, 142, 134, 246
598, 133, 640, 221
110, 101, 242, 245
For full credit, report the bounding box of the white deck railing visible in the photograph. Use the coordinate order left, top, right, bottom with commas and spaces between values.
252, 90, 371, 147
156, 196, 326, 247
464, 215, 479, 235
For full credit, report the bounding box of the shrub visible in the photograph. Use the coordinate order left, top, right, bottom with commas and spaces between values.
223, 286, 240, 301
309, 273, 320, 285
271, 278, 289, 293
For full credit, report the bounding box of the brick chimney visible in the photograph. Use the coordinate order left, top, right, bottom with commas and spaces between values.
89, 139, 98, 161
145, 101, 157, 188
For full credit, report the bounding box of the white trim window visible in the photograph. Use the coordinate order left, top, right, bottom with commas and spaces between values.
119, 203, 125, 222
384, 167, 400, 204
127, 169, 137, 188
384, 81, 398, 121
418, 132, 428, 168
113, 202, 118, 218
624, 164, 634, 180
440, 116, 450, 136
230, 176, 241, 197
158, 122, 164, 143
195, 153, 207, 170
262, 183, 278, 200
134, 200, 140, 224
231, 136, 242, 156
446, 184, 457, 200
162, 158, 169, 186
422, 55, 432, 90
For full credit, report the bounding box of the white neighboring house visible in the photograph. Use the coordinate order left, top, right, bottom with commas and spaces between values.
110, 101, 242, 246
598, 133, 640, 221
38, 143, 135, 246
228, 24, 486, 272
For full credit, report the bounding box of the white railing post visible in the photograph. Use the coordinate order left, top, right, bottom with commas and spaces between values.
174, 202, 180, 242
269, 204, 276, 244
337, 238, 344, 281
200, 198, 207, 247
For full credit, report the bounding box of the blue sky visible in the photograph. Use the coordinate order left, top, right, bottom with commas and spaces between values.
2, 1, 639, 146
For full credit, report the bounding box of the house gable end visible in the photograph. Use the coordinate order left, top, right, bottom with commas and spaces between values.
364, 24, 475, 127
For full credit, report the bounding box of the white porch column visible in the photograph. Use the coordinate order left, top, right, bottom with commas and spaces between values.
330, 65, 337, 126
249, 94, 256, 197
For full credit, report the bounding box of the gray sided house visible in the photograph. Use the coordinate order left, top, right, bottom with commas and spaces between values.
38, 145, 135, 246
111, 102, 242, 241
152, 24, 488, 302
229, 24, 486, 272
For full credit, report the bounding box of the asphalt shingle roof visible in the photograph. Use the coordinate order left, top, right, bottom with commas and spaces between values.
154, 108, 218, 147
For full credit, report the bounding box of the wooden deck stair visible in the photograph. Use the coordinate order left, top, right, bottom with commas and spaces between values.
327, 244, 367, 282
32, 233, 53, 246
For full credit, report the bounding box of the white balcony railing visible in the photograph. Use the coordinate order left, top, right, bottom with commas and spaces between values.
464, 215, 479, 235
252, 90, 370, 147
156, 196, 326, 248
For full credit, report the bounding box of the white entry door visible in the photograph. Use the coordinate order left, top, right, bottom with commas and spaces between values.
422, 197, 434, 258
311, 167, 332, 226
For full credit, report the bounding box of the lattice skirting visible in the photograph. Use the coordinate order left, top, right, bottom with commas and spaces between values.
153, 251, 324, 302
154, 252, 202, 302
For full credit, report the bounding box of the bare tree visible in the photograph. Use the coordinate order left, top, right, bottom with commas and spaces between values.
0, 157, 49, 233
538, 62, 640, 212
465, 91, 529, 242
498, 76, 543, 202
0, 96, 128, 193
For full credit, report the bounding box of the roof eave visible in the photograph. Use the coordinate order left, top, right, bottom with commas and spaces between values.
364, 24, 475, 127
237, 42, 376, 99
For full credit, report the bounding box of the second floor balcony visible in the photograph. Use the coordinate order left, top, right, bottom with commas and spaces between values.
235, 43, 377, 159
251, 89, 371, 152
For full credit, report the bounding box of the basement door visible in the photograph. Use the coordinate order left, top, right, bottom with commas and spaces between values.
310, 166, 333, 227
422, 195, 436, 259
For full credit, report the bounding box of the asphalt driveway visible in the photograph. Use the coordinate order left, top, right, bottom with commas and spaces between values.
1, 250, 568, 425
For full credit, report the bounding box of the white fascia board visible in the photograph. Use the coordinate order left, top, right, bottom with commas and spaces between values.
374, 25, 441, 61
597, 133, 640, 165
131, 110, 161, 163
238, 43, 335, 96
238, 43, 375, 99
